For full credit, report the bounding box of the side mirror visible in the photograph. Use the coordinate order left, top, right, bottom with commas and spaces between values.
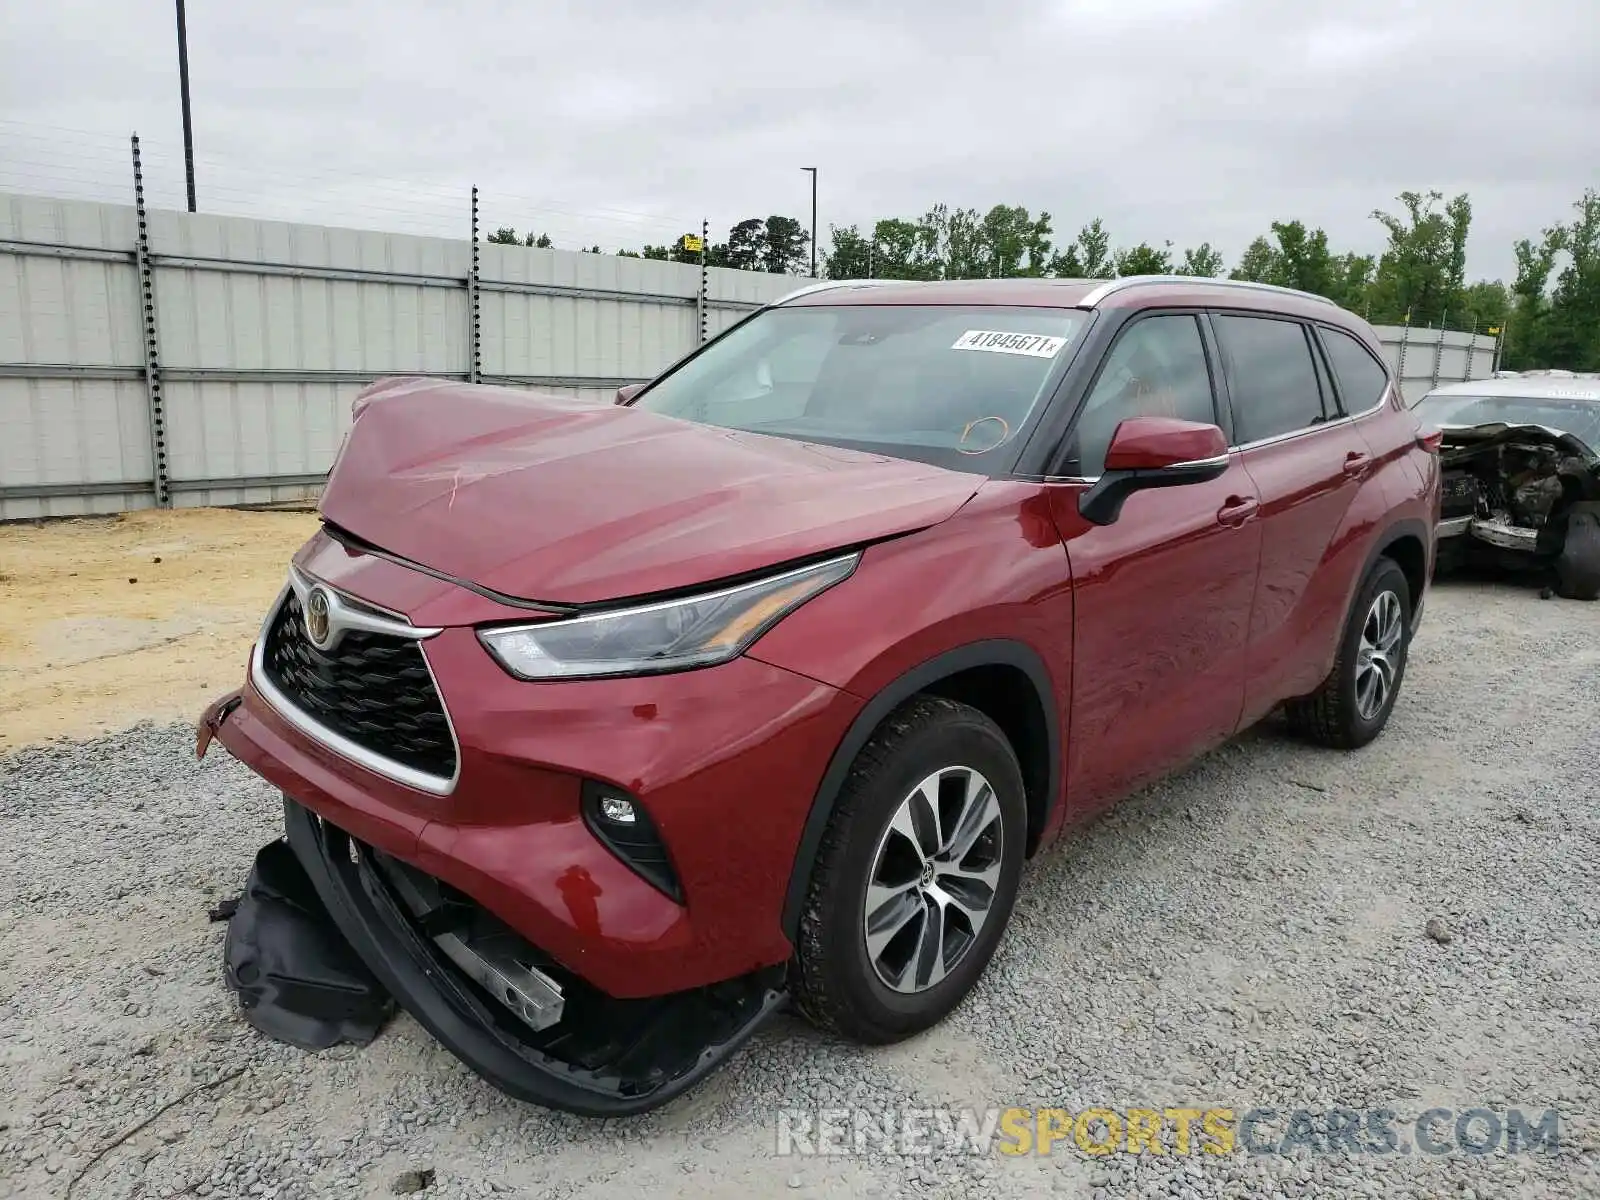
615, 382, 645, 406
1079, 417, 1230, 526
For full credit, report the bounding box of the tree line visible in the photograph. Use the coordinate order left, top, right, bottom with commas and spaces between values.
484, 187, 1600, 372
488, 216, 812, 274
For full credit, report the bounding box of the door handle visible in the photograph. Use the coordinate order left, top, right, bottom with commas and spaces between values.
1342, 451, 1373, 476
1216, 495, 1259, 527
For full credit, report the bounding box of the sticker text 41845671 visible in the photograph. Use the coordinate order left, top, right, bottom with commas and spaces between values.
952, 330, 1069, 358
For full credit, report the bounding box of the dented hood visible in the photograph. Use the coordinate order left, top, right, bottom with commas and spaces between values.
318, 378, 984, 605
1436, 421, 1599, 464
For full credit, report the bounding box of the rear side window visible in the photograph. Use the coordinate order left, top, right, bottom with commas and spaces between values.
1320, 326, 1391, 413
1214, 315, 1327, 444
1066, 314, 1217, 476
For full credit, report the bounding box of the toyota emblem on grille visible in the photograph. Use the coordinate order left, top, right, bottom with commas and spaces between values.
304, 587, 333, 649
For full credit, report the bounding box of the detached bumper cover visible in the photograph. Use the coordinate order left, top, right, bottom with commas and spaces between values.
267, 796, 787, 1116
223, 837, 395, 1051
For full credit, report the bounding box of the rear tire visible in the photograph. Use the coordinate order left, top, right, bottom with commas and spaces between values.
1285, 555, 1412, 749
792, 695, 1026, 1044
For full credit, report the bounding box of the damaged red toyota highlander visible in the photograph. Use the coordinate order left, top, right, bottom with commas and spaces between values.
199, 275, 1440, 1115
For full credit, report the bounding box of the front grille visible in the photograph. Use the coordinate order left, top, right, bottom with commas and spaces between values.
1441, 471, 1479, 519
261, 590, 457, 780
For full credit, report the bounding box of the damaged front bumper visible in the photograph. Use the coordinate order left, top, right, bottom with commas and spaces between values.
1460, 517, 1539, 554
198, 692, 788, 1117
1434, 513, 1540, 554
226, 798, 786, 1116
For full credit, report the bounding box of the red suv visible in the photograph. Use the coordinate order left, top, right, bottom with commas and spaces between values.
201, 275, 1440, 1115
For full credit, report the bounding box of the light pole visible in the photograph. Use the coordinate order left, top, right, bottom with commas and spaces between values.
175, 0, 196, 211
801, 166, 817, 277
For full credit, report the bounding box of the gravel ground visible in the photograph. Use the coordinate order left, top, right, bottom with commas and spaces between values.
2, 577, 1597, 1200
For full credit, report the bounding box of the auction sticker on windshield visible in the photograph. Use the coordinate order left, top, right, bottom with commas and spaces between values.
952, 330, 1069, 358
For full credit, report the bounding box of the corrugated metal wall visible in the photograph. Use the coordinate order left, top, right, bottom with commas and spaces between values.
1376, 326, 1500, 406
1, 191, 802, 520
1, 188, 1503, 521
145, 207, 475, 512
0, 195, 150, 517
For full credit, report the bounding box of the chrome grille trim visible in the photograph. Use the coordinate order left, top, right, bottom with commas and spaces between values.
250, 572, 463, 796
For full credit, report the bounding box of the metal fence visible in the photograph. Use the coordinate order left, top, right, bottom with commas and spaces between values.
0, 172, 802, 521
2, 172, 1501, 522
1381, 324, 1500, 408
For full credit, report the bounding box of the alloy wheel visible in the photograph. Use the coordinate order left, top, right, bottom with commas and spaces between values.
1355, 589, 1404, 721
862, 766, 1004, 994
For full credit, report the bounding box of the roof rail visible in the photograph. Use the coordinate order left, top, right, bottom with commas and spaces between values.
770, 279, 853, 305
769, 278, 912, 306
1078, 275, 1341, 309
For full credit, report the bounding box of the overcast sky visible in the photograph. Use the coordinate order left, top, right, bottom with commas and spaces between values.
3, 0, 1596, 282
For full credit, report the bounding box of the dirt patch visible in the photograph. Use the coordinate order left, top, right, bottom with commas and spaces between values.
0, 508, 319, 749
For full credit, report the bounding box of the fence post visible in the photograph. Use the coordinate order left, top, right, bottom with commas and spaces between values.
130, 134, 171, 508
1464, 321, 1477, 381
468, 186, 481, 384
1491, 315, 1508, 375
1430, 310, 1446, 389
1395, 314, 1411, 398
697, 217, 709, 345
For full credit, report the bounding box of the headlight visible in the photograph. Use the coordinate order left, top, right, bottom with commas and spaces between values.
478, 553, 859, 680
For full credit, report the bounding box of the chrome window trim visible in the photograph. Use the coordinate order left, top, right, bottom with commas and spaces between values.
1027, 452, 1229, 486
1164, 453, 1231, 470
250, 572, 463, 797
1025, 322, 1393, 482
1023, 395, 1387, 482
1228, 388, 1388, 453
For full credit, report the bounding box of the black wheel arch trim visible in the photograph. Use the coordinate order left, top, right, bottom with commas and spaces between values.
779, 638, 1061, 942
1363, 516, 1431, 602
1347, 516, 1432, 641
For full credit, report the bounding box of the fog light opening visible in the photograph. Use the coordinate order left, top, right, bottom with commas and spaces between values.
580, 780, 683, 903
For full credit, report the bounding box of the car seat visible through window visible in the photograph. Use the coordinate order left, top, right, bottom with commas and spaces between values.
1072, 318, 1215, 475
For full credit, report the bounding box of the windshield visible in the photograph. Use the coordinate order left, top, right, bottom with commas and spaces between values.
1413, 391, 1600, 447
631, 304, 1087, 472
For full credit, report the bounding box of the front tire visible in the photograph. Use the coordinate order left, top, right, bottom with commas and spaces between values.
1433, 536, 1468, 577
1554, 504, 1600, 600
1285, 555, 1412, 749
792, 695, 1026, 1044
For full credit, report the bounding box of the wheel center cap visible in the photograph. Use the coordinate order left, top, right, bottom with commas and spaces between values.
919, 861, 936, 888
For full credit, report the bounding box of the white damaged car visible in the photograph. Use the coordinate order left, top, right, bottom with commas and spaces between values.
1412, 374, 1600, 600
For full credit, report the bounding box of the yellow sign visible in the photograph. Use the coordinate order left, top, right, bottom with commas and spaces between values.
1488, 326, 1501, 334
682, 234, 704, 253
